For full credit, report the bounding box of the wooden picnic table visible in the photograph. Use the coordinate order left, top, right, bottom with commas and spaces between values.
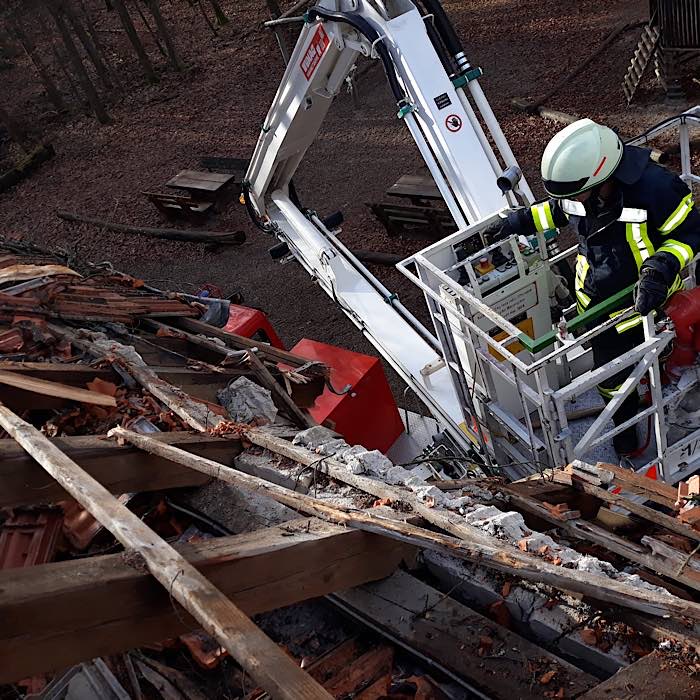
386, 174, 442, 204
166, 169, 236, 201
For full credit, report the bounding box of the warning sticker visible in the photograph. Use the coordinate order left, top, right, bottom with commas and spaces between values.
445, 114, 463, 132
300, 25, 330, 80
434, 93, 452, 110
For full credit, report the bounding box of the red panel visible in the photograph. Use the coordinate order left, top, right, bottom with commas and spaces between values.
287, 339, 404, 452
223, 304, 285, 350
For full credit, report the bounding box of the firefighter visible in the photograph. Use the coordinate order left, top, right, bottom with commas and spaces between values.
494, 118, 700, 455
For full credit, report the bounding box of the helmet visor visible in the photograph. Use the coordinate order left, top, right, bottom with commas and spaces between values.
542, 176, 591, 198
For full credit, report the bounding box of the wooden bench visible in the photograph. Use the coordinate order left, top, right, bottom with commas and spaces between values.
200, 156, 248, 175
367, 201, 457, 240
142, 191, 214, 222
386, 174, 442, 205
165, 169, 237, 203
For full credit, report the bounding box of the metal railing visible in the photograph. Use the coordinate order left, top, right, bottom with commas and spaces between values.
397, 109, 700, 483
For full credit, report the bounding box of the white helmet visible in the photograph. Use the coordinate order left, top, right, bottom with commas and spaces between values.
541, 119, 623, 198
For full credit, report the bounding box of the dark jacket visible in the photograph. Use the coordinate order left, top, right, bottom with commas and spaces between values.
512, 146, 700, 317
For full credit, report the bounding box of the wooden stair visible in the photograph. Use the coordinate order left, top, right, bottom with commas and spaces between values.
623, 23, 660, 104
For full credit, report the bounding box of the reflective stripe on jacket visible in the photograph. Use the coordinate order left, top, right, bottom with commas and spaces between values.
518, 149, 700, 332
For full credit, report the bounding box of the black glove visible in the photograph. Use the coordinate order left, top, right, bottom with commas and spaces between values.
635, 265, 670, 315
483, 212, 519, 244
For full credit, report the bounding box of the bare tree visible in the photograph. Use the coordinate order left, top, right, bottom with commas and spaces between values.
109, 0, 158, 82
35, 7, 83, 107
207, 0, 228, 25
76, 0, 123, 92
8, 13, 66, 113
47, 1, 111, 123
62, 0, 114, 91
133, 0, 167, 57
145, 0, 183, 71
194, 0, 218, 36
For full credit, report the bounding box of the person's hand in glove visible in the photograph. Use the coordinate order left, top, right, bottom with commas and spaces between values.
482, 211, 520, 244
635, 259, 671, 316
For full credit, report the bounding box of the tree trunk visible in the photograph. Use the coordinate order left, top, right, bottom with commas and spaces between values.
109, 0, 157, 82
8, 14, 66, 113
34, 3, 81, 106
0, 144, 55, 194
48, 3, 111, 123
57, 210, 246, 244
195, 0, 218, 36
264, 0, 291, 65
62, 0, 114, 91
207, 0, 228, 25
52, 43, 83, 104
77, 0, 123, 92
145, 0, 183, 71
133, 0, 167, 57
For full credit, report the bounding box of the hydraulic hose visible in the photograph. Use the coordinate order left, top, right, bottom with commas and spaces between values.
306, 7, 409, 107
421, 12, 456, 76
416, 0, 471, 74
241, 180, 270, 232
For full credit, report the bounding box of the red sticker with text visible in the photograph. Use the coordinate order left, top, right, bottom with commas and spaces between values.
301, 25, 330, 80
445, 114, 463, 132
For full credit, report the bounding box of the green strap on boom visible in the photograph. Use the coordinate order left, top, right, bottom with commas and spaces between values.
517, 283, 636, 354
452, 68, 483, 89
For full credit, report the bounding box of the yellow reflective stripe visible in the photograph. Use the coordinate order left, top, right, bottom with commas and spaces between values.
598, 384, 623, 399
660, 193, 694, 234
609, 307, 644, 334
669, 274, 685, 295
575, 289, 591, 307
544, 204, 555, 230
615, 314, 644, 333
531, 202, 555, 232
658, 239, 695, 268
626, 222, 654, 270
575, 254, 589, 288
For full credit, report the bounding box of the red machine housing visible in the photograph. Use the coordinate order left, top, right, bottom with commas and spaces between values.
286, 339, 404, 453
225, 305, 404, 452
665, 287, 700, 373
223, 304, 285, 349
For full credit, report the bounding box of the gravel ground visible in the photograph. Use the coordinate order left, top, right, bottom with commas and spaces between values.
3, 0, 698, 401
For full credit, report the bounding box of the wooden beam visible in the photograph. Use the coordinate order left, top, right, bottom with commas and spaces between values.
552, 471, 700, 543
172, 317, 319, 368
0, 369, 117, 406
0, 433, 239, 508
109, 427, 700, 622
245, 349, 314, 429
0, 517, 411, 683
498, 484, 700, 593
142, 319, 249, 366
621, 611, 700, 654
0, 406, 332, 700
578, 650, 700, 699
334, 570, 598, 699
600, 462, 678, 509
49, 326, 225, 432
0, 361, 242, 403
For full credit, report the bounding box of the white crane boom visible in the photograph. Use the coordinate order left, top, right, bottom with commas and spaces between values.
245, 0, 532, 454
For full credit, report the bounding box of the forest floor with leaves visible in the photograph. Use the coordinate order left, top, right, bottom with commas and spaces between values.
2, 0, 700, 389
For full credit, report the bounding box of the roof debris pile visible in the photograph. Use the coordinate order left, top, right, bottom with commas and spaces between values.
1, 238, 700, 698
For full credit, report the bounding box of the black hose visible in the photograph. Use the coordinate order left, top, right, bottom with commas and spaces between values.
421, 13, 457, 76
241, 180, 271, 232
416, 0, 470, 73
306, 7, 409, 106
288, 179, 302, 209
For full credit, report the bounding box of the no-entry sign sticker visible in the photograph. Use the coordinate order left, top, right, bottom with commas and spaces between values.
445, 114, 463, 132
